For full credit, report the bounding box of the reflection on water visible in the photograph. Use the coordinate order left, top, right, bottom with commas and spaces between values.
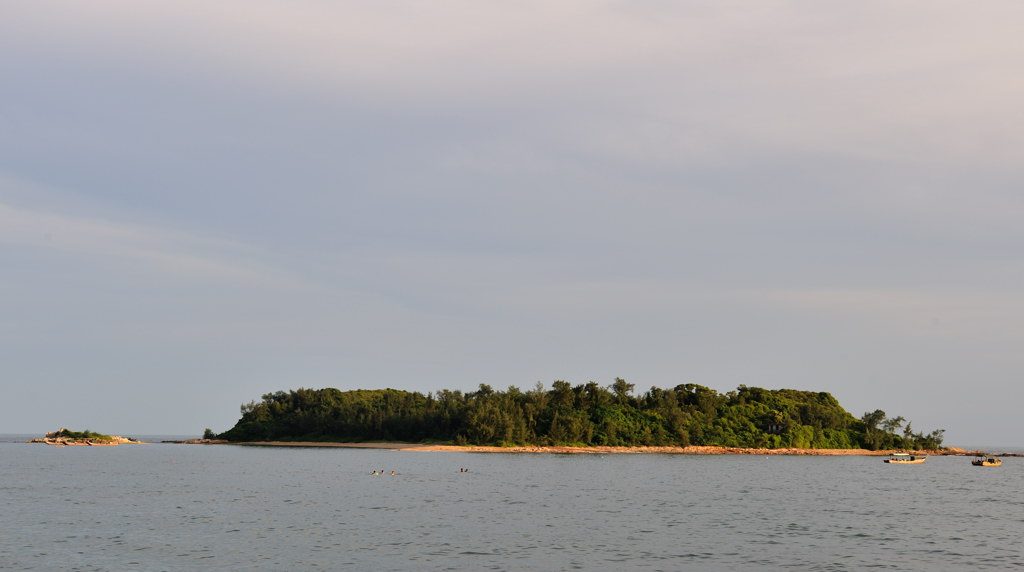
1, 443, 1020, 571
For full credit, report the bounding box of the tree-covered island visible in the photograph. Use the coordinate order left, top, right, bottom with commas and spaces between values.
215, 381, 946, 450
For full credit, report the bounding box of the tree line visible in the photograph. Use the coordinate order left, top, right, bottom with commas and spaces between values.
215, 380, 945, 450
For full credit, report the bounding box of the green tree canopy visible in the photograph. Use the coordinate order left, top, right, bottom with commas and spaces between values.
216, 381, 944, 450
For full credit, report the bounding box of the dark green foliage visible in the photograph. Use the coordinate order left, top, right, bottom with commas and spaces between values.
856, 409, 945, 450
216, 382, 943, 450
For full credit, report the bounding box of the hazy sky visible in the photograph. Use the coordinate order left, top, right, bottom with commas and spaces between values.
4, 1, 1023, 445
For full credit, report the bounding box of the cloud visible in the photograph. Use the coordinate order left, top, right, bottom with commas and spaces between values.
745, 287, 1024, 341
7, 1, 1024, 179
0, 172, 318, 295
1, 202, 265, 285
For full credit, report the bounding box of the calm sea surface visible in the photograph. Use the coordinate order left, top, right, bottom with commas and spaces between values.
2, 437, 1021, 571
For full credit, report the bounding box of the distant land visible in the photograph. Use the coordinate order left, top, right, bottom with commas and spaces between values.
213, 382, 947, 451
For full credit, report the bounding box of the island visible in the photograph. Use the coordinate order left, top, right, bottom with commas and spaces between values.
29, 428, 144, 446
210, 381, 949, 453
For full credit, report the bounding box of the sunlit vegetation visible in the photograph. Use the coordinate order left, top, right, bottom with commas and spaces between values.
216, 380, 944, 450
53, 428, 115, 441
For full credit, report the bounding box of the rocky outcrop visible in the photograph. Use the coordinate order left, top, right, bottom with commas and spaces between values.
28, 428, 145, 446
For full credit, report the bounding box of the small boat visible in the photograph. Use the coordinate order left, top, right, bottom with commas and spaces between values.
884, 453, 926, 464
972, 456, 1002, 467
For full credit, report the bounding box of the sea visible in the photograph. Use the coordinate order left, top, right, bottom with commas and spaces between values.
2, 435, 1021, 571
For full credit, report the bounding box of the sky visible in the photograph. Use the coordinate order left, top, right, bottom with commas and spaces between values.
3, 1, 1023, 446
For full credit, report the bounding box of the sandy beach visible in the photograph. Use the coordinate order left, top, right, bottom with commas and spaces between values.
212, 441, 959, 456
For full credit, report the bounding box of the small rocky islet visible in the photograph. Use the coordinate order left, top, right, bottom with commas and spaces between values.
28, 428, 144, 447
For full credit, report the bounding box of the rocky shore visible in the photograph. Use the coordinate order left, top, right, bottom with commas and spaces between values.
163, 438, 229, 444
209, 441, 980, 456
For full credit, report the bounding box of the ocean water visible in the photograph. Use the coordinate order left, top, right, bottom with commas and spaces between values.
1, 439, 1021, 571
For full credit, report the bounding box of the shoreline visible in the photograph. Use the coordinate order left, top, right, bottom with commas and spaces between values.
196, 440, 974, 456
